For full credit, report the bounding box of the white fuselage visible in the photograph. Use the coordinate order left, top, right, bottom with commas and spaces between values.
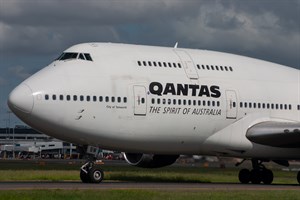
8, 43, 300, 159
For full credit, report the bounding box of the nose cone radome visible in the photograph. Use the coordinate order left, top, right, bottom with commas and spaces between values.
8, 84, 34, 115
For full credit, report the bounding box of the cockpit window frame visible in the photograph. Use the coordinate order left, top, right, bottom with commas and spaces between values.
56, 52, 93, 62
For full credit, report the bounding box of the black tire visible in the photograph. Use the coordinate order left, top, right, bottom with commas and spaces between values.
89, 167, 104, 183
80, 169, 91, 183
239, 169, 250, 184
297, 171, 300, 184
250, 169, 261, 184
262, 169, 273, 184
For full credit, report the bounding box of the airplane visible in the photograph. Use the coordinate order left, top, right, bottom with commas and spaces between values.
7, 42, 300, 184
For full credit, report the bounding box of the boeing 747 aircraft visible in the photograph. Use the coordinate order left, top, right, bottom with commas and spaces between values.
8, 43, 300, 184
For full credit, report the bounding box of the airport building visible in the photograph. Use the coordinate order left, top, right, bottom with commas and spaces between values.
0, 126, 77, 159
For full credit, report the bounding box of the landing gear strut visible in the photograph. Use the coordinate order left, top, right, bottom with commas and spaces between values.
80, 159, 104, 183
238, 159, 273, 184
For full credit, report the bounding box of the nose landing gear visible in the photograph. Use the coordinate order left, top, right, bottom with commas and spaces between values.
80, 159, 104, 183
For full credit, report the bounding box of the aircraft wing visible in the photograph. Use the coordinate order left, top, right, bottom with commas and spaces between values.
246, 121, 300, 148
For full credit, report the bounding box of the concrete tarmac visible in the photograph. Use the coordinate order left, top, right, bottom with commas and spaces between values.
0, 181, 299, 191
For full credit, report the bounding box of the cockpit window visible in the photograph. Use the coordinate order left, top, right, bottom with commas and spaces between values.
78, 53, 85, 60
56, 52, 93, 61
84, 53, 93, 61
58, 52, 78, 60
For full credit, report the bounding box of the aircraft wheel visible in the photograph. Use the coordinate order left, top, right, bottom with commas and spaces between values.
239, 169, 251, 184
89, 167, 104, 183
250, 169, 261, 184
80, 169, 91, 183
297, 171, 300, 184
262, 169, 273, 184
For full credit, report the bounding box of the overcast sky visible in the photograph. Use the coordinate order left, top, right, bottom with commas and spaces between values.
0, 0, 299, 127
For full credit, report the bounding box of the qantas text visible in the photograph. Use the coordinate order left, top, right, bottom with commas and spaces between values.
149, 82, 221, 98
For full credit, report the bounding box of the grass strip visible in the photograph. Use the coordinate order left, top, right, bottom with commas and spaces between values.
0, 190, 300, 200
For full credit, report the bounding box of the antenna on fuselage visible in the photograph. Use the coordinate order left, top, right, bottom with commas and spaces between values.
174, 42, 178, 49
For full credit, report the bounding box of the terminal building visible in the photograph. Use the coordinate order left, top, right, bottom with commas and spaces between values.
0, 126, 77, 159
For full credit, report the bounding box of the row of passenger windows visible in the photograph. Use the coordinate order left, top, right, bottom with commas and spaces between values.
239, 102, 293, 110
45, 94, 127, 103
137, 60, 234, 72
137, 61, 182, 68
196, 64, 233, 72
151, 98, 220, 107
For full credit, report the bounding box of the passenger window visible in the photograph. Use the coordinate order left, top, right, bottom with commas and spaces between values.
111, 97, 115, 103
52, 95, 56, 100
99, 96, 103, 102
73, 95, 77, 101
157, 98, 161, 104
225, 66, 228, 71
123, 97, 127, 103
216, 66, 219, 71
45, 95, 49, 100
143, 61, 147, 66
151, 98, 155, 104
220, 66, 224, 71
105, 96, 109, 102
173, 99, 176, 105
168, 63, 172, 68
158, 62, 162, 67
163, 62, 167, 67
178, 99, 181, 105
193, 100, 196, 106
197, 64, 201, 69
67, 95, 71, 101
198, 100, 201, 106
202, 65, 205, 70
86, 96, 90, 102
173, 63, 177, 68
217, 101, 220, 107
178, 63, 182, 68
229, 67, 233, 71
212, 101, 215, 107
117, 97, 121, 103
240, 102, 243, 108
206, 65, 210, 70
203, 101, 206, 106
211, 65, 214, 70
162, 99, 166, 104
148, 61, 152, 66
59, 95, 64, 101
183, 99, 186, 105
137, 61, 141, 66
168, 99, 171, 105
80, 95, 84, 101
153, 62, 157, 67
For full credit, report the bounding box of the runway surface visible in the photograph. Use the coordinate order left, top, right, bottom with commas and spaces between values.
0, 181, 299, 191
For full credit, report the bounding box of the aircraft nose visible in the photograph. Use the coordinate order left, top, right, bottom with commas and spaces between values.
8, 84, 34, 114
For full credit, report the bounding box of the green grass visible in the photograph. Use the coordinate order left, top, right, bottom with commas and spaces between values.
0, 190, 300, 200
0, 167, 298, 184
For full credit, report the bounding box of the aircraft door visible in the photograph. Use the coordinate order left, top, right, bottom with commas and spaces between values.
226, 90, 237, 119
174, 50, 199, 80
133, 86, 147, 116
